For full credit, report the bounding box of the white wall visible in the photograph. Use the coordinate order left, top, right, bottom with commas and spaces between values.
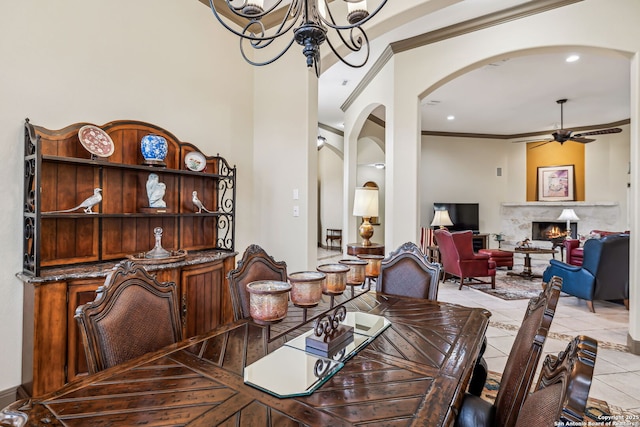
252, 53, 319, 273
421, 136, 509, 237
0, 0, 253, 392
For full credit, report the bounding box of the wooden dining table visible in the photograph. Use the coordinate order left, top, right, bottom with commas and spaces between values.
1, 292, 490, 427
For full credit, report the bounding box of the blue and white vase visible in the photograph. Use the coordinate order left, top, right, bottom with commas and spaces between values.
141, 134, 168, 166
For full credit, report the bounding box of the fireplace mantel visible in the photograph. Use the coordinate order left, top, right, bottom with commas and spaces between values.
502, 202, 618, 208
499, 201, 621, 246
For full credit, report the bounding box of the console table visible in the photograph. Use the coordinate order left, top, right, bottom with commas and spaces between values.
346, 242, 385, 256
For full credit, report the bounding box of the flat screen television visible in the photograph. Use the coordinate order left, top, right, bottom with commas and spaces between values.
433, 203, 480, 233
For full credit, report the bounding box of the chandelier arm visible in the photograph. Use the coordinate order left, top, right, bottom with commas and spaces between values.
328, 25, 366, 54
325, 29, 370, 68
209, 0, 302, 42
240, 37, 298, 67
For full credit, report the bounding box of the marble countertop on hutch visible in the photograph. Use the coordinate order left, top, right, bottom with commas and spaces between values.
17, 249, 237, 283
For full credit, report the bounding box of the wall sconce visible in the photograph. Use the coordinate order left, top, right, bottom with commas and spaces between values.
317, 135, 326, 150
353, 186, 379, 246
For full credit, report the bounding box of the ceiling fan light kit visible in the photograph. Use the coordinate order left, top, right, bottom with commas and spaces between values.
516, 99, 622, 149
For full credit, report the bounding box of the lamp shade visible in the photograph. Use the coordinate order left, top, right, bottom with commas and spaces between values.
353, 187, 379, 217
430, 209, 453, 228
557, 209, 580, 221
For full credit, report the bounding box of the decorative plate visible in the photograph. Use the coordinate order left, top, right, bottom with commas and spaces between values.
185, 151, 206, 171
78, 125, 115, 157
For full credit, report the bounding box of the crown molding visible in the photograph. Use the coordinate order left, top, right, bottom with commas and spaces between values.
318, 122, 344, 137
341, 0, 582, 113
340, 46, 394, 113
391, 0, 582, 54
420, 119, 630, 139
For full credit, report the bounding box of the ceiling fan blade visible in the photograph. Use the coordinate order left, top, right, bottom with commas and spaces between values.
569, 137, 596, 143
528, 141, 552, 149
512, 138, 552, 144
573, 128, 622, 137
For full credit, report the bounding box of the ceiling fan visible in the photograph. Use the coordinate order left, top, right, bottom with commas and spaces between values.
516, 99, 622, 148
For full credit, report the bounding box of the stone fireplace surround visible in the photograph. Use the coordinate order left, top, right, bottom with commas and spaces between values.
500, 202, 621, 247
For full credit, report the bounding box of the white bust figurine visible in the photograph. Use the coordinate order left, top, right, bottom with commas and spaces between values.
146, 173, 166, 208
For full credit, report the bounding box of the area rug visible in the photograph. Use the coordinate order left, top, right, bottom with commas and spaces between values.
467, 272, 548, 300
466, 260, 554, 300
482, 371, 638, 423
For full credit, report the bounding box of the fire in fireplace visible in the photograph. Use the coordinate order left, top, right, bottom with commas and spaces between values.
531, 221, 577, 240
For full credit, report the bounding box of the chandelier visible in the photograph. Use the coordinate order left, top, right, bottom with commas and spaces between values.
208, 0, 387, 76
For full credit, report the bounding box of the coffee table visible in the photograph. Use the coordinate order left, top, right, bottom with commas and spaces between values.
507, 247, 557, 279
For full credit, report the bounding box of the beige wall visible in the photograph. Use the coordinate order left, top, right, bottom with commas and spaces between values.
0, 0, 254, 391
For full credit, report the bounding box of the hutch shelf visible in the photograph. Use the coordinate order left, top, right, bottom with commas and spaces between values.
19, 119, 238, 397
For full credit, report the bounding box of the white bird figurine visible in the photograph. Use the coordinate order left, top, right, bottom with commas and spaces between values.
47, 188, 102, 214
192, 191, 212, 213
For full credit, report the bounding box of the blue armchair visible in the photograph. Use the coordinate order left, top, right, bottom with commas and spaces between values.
542, 234, 629, 312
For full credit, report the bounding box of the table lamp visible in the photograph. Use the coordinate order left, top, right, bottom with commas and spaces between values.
557, 208, 579, 239
430, 209, 453, 229
353, 187, 379, 246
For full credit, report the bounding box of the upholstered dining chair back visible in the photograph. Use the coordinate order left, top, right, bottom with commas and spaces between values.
377, 242, 441, 300
493, 276, 563, 427
228, 244, 288, 320
515, 335, 598, 427
74, 261, 182, 374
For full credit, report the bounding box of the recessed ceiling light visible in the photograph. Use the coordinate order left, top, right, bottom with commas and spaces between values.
447, 115, 455, 121
566, 54, 580, 63
373, 163, 385, 169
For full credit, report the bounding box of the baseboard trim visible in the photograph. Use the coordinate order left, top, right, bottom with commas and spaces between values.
0, 386, 19, 409
627, 333, 640, 355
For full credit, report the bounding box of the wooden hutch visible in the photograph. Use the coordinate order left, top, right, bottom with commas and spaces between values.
18, 119, 237, 397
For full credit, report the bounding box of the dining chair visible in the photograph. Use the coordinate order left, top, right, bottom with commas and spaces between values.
74, 260, 183, 374
434, 229, 496, 290
514, 335, 597, 426
377, 241, 441, 300
227, 244, 288, 320
455, 275, 563, 427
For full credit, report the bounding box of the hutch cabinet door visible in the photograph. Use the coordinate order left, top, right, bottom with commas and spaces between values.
66, 280, 103, 382
180, 261, 229, 338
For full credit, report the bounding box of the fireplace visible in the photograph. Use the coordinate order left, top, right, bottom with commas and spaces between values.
532, 221, 577, 240
500, 202, 620, 246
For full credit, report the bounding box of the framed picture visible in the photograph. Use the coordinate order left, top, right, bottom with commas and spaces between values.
537, 165, 575, 201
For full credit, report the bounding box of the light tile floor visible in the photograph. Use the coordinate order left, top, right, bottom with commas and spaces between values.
317, 247, 640, 412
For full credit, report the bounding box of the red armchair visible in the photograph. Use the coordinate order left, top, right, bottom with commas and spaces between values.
564, 239, 583, 266
434, 229, 496, 290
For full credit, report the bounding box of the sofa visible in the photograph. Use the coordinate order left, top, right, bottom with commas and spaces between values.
564, 229, 630, 266
543, 233, 629, 312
